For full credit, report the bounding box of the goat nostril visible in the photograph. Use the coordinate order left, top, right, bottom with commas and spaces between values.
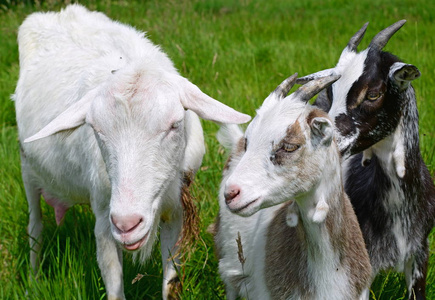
111, 214, 143, 234
224, 188, 240, 205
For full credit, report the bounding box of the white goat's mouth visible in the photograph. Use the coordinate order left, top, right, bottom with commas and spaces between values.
229, 197, 260, 215
123, 231, 149, 251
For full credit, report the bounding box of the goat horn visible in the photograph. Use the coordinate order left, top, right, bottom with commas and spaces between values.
296, 68, 335, 85
295, 75, 341, 102
369, 20, 406, 51
347, 22, 369, 52
274, 73, 298, 99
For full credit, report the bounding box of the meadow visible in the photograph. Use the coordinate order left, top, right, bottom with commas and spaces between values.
0, 0, 434, 299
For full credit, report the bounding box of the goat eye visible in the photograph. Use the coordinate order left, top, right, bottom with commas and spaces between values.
282, 144, 299, 152
244, 138, 248, 152
170, 121, 182, 130
366, 91, 382, 101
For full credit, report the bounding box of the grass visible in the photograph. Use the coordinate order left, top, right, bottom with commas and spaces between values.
0, 0, 434, 299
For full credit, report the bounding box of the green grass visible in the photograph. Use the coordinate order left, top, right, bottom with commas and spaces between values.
0, 0, 434, 299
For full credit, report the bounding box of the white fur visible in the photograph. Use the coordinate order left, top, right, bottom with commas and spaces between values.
15, 5, 250, 299
370, 122, 413, 268
299, 48, 368, 157
218, 204, 274, 300
311, 196, 330, 223
285, 202, 299, 227
371, 122, 406, 207
330, 49, 368, 119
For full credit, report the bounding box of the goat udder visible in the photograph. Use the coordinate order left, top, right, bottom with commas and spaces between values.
42, 190, 70, 225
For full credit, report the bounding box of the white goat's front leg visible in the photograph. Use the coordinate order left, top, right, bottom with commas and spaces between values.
22, 156, 43, 276
94, 213, 125, 300
160, 204, 183, 300
225, 285, 239, 300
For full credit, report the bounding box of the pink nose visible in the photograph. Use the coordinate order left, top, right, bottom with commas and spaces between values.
224, 185, 241, 205
111, 214, 143, 234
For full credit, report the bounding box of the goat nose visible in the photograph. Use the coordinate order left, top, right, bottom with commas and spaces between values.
224, 185, 241, 205
111, 214, 143, 233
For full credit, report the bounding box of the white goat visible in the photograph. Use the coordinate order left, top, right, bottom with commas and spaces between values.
14, 4, 250, 299
214, 74, 372, 300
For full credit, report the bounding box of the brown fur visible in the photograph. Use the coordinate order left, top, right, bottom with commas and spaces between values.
340, 193, 372, 294
176, 171, 200, 257
265, 192, 371, 299
165, 171, 201, 295
265, 203, 312, 299
283, 120, 305, 145
274, 120, 306, 167
306, 108, 329, 125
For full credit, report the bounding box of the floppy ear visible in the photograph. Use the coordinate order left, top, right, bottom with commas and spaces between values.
389, 62, 420, 91
24, 88, 98, 143
178, 77, 251, 124
310, 117, 333, 147
182, 109, 206, 174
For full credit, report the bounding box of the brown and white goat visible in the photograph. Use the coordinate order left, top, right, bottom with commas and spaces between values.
298, 20, 435, 299
214, 75, 372, 300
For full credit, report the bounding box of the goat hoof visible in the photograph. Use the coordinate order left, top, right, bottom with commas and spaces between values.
167, 276, 182, 299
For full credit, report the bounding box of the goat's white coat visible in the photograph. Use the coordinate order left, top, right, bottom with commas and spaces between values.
330, 49, 368, 154
15, 5, 250, 299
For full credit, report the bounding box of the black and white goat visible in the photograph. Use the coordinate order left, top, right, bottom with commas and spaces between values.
298, 20, 435, 299
214, 75, 372, 300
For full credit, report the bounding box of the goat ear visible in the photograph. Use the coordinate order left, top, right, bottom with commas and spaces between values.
296, 68, 336, 85
182, 110, 206, 174
390, 62, 421, 91
309, 116, 333, 147
24, 89, 97, 143
179, 78, 251, 124
216, 123, 244, 150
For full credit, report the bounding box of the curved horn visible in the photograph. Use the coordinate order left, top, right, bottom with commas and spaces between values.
294, 75, 341, 103
347, 22, 369, 52
369, 20, 406, 51
296, 68, 336, 85
273, 73, 298, 99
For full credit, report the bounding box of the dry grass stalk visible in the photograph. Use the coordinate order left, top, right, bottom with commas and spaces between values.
131, 273, 144, 284
236, 231, 246, 266
177, 171, 201, 257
